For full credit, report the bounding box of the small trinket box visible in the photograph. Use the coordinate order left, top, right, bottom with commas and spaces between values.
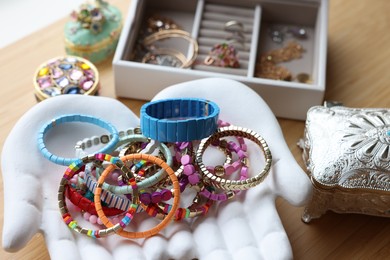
299, 104, 390, 222
64, 0, 122, 64
33, 56, 100, 101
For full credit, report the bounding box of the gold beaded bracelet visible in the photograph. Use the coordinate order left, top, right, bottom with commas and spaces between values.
195, 125, 272, 191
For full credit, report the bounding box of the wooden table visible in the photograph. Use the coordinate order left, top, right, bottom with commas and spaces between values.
1, 0, 389, 259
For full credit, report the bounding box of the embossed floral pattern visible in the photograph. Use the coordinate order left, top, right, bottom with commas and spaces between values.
342, 111, 390, 169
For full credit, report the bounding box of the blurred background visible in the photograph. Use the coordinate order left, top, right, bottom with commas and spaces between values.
0, 0, 84, 48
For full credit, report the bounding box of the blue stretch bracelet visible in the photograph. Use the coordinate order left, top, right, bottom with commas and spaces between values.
38, 114, 119, 166
140, 98, 220, 142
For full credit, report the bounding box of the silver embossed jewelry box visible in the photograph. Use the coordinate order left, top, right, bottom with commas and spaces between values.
299, 105, 390, 222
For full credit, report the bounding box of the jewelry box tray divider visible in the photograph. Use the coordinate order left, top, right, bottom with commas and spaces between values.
191, 1, 261, 78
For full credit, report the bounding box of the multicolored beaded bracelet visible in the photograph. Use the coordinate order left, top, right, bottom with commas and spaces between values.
139, 141, 220, 221
66, 184, 123, 216
66, 159, 134, 213
142, 183, 214, 221
95, 153, 181, 239
75, 130, 173, 196
84, 166, 133, 211
38, 114, 119, 166
67, 163, 136, 225
196, 125, 272, 191
93, 134, 173, 194
58, 154, 139, 238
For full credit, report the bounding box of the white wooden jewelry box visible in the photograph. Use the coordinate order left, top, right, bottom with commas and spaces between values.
113, 0, 328, 120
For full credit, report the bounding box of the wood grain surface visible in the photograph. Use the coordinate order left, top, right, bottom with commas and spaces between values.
0, 0, 389, 259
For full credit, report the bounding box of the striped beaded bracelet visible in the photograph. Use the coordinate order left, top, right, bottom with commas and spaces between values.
38, 114, 119, 166
84, 165, 133, 211
58, 153, 139, 238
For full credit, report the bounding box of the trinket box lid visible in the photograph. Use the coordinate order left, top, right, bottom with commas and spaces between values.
64, 1, 122, 63
302, 106, 390, 192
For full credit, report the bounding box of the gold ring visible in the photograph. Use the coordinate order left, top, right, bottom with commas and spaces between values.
224, 20, 244, 33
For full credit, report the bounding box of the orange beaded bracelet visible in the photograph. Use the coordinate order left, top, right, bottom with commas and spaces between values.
94, 153, 181, 239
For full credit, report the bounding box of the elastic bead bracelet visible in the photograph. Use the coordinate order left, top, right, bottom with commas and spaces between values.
77, 132, 173, 197
66, 161, 134, 212
139, 188, 173, 205
174, 142, 201, 185
66, 184, 124, 216
95, 153, 180, 239
84, 169, 133, 211
58, 154, 139, 238
91, 134, 173, 195
75, 127, 142, 158
39, 114, 119, 166
140, 98, 220, 142
199, 181, 236, 201
136, 163, 191, 206
195, 125, 272, 191
170, 121, 235, 185
140, 141, 215, 221
143, 199, 214, 221
143, 183, 214, 221
197, 138, 249, 201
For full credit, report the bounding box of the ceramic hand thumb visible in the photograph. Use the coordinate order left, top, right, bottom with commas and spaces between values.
2, 133, 42, 251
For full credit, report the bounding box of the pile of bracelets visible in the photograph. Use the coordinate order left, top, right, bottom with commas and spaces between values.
38, 98, 272, 239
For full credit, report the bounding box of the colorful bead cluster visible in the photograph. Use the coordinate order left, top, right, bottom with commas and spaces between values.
42, 100, 272, 239
34, 56, 99, 101
56, 124, 271, 238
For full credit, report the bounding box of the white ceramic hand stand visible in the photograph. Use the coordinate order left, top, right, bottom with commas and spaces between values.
2, 78, 311, 259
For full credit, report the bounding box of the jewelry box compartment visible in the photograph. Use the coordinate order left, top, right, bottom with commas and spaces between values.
125, 0, 199, 66
113, 0, 328, 120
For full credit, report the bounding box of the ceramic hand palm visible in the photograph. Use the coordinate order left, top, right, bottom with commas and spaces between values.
2, 78, 311, 259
